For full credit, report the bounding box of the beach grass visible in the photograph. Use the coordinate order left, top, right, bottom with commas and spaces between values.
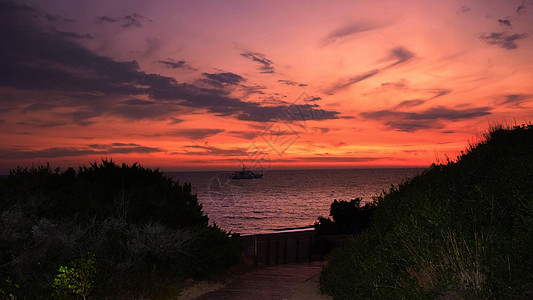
320, 123, 533, 299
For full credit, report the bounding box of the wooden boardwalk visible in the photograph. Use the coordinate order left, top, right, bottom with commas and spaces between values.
193, 261, 329, 300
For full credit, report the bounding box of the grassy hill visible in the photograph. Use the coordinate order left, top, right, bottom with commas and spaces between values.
320, 124, 533, 299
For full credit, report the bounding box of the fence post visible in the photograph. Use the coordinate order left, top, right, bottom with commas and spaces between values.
283, 237, 288, 264
266, 236, 270, 265
275, 237, 280, 265
308, 236, 313, 262
295, 237, 300, 263
254, 236, 258, 266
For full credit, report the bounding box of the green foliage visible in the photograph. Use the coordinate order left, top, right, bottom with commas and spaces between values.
0, 160, 241, 298
315, 198, 376, 235
321, 124, 533, 299
53, 253, 96, 300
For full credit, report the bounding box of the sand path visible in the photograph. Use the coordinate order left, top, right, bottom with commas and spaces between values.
178, 261, 331, 300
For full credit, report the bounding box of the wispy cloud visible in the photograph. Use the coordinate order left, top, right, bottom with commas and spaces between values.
156, 59, 196, 70
499, 94, 532, 108
166, 128, 225, 140
201, 72, 246, 88
384, 47, 416, 69
240, 51, 275, 73
304, 96, 322, 102
480, 32, 528, 49
361, 106, 491, 132
320, 22, 377, 46
0, 143, 163, 159
97, 13, 152, 28
55, 30, 93, 40
179, 145, 245, 156
324, 46, 415, 94
393, 99, 426, 109
324, 69, 380, 94
278, 79, 307, 87
498, 19, 512, 27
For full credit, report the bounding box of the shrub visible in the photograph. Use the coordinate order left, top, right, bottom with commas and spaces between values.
321, 124, 533, 299
315, 198, 376, 235
0, 160, 241, 298
53, 253, 96, 300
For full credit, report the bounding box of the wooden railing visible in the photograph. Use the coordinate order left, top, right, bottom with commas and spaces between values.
241, 229, 326, 265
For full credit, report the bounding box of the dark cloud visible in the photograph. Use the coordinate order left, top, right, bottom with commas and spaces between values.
313, 127, 330, 134
239, 104, 340, 123
321, 23, 376, 46
380, 80, 408, 89
385, 47, 415, 69
0, 1, 341, 125
304, 96, 322, 102
480, 32, 528, 49
324, 46, 414, 95
55, 30, 93, 39
97, 16, 117, 23
201, 72, 246, 88
111, 99, 179, 120
97, 13, 151, 28
429, 89, 451, 99
45, 14, 73, 24
168, 117, 184, 124
498, 19, 512, 27
516, 5, 526, 14
278, 79, 307, 87
239, 84, 267, 95
0, 143, 162, 159
167, 128, 225, 140
282, 156, 390, 163
361, 106, 491, 132
17, 119, 69, 128
180, 145, 245, 156
228, 130, 259, 140
393, 99, 426, 109
240, 51, 275, 73
500, 94, 532, 107
324, 69, 380, 94
156, 59, 195, 70
458, 6, 471, 13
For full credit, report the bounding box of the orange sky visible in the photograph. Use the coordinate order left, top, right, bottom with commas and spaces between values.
1, 0, 533, 173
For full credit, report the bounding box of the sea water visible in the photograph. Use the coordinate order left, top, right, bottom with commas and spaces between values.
167, 168, 423, 234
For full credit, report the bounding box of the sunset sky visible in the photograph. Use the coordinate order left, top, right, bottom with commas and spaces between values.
1, 0, 532, 173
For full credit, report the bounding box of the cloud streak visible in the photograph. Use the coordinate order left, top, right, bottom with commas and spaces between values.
0, 143, 163, 159
324, 46, 415, 94
201, 72, 246, 88
324, 69, 380, 94
97, 13, 152, 28
480, 32, 528, 49
321, 23, 377, 46
240, 51, 275, 73
361, 106, 491, 132
167, 128, 225, 140
156, 59, 196, 70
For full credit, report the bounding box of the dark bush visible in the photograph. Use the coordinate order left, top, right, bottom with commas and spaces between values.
321, 124, 533, 299
0, 160, 241, 298
315, 198, 376, 235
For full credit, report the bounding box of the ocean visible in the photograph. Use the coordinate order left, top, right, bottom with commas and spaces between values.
167, 168, 423, 234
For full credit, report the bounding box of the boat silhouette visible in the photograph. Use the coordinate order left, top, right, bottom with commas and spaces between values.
230, 166, 263, 179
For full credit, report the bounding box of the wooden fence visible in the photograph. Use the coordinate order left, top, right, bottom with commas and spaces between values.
240, 229, 327, 266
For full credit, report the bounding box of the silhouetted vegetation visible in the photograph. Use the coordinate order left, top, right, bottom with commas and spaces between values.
314, 198, 376, 235
321, 124, 533, 299
0, 160, 241, 299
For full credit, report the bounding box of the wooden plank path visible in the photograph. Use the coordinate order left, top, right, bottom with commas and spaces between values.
193, 261, 330, 300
